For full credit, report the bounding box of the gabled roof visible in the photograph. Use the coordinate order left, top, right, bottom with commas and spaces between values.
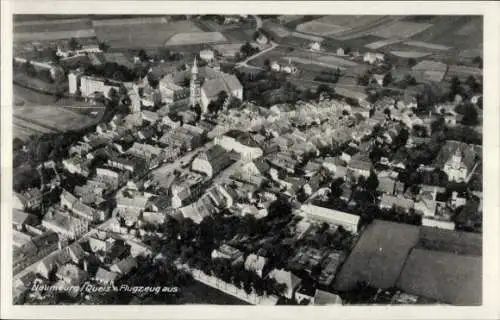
314, 289, 342, 305
95, 267, 119, 283
111, 256, 137, 274
268, 268, 302, 294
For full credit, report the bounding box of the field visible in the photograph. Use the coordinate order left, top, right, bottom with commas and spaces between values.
396, 248, 481, 305
14, 18, 92, 33
417, 226, 482, 256
333, 220, 421, 292
365, 38, 402, 50
290, 32, 324, 43
370, 21, 433, 39
262, 21, 291, 38
390, 51, 431, 58
91, 17, 168, 26
94, 20, 202, 49
14, 29, 96, 42
165, 32, 228, 46
296, 20, 348, 37
407, 16, 483, 51
403, 41, 451, 51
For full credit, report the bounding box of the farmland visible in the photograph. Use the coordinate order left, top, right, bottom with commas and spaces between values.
390, 51, 431, 59
14, 29, 96, 42
14, 18, 92, 33
94, 20, 202, 49
406, 16, 483, 51
370, 21, 433, 39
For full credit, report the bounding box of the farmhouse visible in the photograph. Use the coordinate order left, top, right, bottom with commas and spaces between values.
191, 145, 238, 178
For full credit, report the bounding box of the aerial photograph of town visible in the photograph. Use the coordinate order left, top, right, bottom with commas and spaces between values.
11, 14, 483, 306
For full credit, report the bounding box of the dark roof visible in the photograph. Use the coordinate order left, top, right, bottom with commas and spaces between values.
200, 145, 236, 175
225, 130, 260, 148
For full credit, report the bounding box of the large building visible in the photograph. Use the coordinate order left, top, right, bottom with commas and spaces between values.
186, 58, 243, 114
300, 204, 360, 233
434, 141, 482, 183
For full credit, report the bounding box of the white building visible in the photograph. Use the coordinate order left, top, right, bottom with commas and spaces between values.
215, 135, 263, 161
310, 41, 321, 52
79, 75, 121, 99
199, 49, 215, 62
300, 204, 360, 233
422, 217, 455, 230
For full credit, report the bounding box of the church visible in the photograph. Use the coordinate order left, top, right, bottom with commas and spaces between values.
188, 57, 243, 114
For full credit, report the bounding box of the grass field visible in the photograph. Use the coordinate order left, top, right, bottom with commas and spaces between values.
165, 32, 228, 46
370, 21, 433, 39
333, 220, 421, 292
14, 29, 97, 42
390, 51, 431, 58
296, 20, 348, 36
408, 16, 483, 51
365, 38, 402, 50
14, 18, 92, 33
95, 20, 202, 49
403, 41, 451, 51
397, 248, 481, 305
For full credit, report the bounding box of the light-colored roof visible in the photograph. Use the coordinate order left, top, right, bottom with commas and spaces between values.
268, 269, 301, 294
301, 204, 360, 227
95, 267, 119, 283
244, 254, 267, 273
314, 289, 342, 305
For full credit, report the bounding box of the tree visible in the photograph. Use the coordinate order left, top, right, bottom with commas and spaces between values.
461, 103, 479, 126
138, 49, 149, 62
383, 107, 391, 116
316, 83, 334, 97
357, 72, 371, 86
408, 58, 417, 68
365, 170, 379, 191
473, 56, 483, 68
394, 127, 409, 148
98, 42, 110, 52
382, 72, 392, 87
449, 76, 462, 100
264, 58, 271, 70
68, 37, 79, 51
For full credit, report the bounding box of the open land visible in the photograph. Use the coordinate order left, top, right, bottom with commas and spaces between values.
95, 20, 202, 49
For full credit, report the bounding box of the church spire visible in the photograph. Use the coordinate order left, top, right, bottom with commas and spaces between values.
191, 56, 198, 75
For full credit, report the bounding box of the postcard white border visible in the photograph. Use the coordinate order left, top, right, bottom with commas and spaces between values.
1, 1, 499, 319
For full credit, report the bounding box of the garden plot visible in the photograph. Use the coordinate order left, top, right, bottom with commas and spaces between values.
371, 21, 433, 39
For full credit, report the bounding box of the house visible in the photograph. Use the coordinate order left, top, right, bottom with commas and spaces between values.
347, 158, 372, 178
96, 166, 130, 191
159, 125, 204, 151
379, 194, 414, 213
56, 263, 88, 286
421, 217, 455, 230
215, 130, 263, 160
300, 204, 360, 233
267, 268, 302, 299
110, 256, 137, 275
95, 267, 119, 285
377, 170, 398, 194
295, 285, 315, 305
323, 157, 347, 176
211, 244, 244, 264
310, 41, 321, 52
199, 49, 215, 62
336, 48, 345, 56
13, 188, 43, 210
341, 146, 359, 163
271, 61, 281, 72
42, 210, 89, 240
256, 33, 268, 45
313, 289, 343, 305
191, 145, 238, 178
414, 197, 437, 217
244, 254, 268, 278
12, 209, 39, 231
434, 141, 482, 183
363, 52, 385, 64
64, 242, 86, 264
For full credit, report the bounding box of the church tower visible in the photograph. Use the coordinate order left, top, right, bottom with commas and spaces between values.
189, 57, 201, 109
